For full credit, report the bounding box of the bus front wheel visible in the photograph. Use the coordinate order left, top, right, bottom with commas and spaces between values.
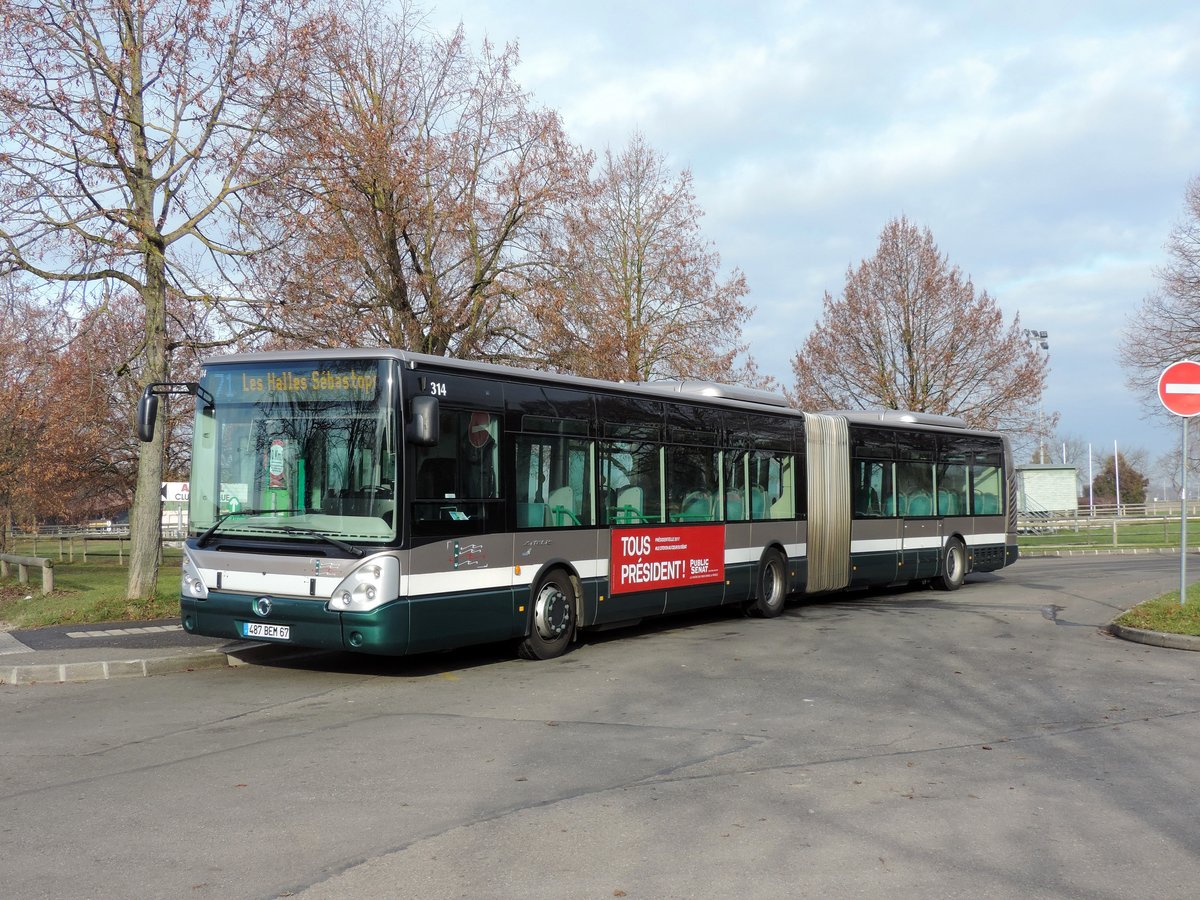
517, 570, 576, 660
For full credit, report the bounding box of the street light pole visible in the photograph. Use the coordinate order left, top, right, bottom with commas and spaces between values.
1024, 329, 1050, 463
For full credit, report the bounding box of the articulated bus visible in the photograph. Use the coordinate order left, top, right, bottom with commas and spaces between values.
136, 349, 1018, 660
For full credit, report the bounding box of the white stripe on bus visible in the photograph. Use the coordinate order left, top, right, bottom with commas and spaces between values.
964, 532, 1007, 545
851, 532, 1009, 555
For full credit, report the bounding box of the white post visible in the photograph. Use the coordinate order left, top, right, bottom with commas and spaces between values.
1182, 418, 1189, 606
1088, 444, 1094, 516
1114, 440, 1121, 516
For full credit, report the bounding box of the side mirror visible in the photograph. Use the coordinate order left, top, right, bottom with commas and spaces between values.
406, 395, 440, 446
136, 389, 160, 442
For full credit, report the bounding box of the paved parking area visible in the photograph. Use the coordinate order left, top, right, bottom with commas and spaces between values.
1, 555, 1197, 899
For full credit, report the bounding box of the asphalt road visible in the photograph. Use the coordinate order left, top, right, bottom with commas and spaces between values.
1, 554, 1197, 899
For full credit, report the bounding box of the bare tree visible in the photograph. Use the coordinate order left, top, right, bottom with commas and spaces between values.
1120, 174, 1200, 474
535, 131, 756, 384
0, 0, 314, 598
1121, 176, 1200, 392
241, 0, 584, 361
791, 216, 1049, 432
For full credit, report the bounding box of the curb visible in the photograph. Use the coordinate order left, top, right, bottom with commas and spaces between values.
1106, 621, 1200, 652
0, 641, 326, 686
0, 648, 231, 686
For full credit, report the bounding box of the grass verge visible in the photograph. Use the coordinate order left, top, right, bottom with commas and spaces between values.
1019, 520, 1200, 551
0, 551, 180, 630
1112, 580, 1200, 637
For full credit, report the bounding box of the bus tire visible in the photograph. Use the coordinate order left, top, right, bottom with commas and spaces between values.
746, 549, 787, 618
934, 538, 966, 591
517, 570, 576, 660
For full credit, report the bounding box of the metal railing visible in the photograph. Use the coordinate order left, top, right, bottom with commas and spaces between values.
1017, 507, 1200, 550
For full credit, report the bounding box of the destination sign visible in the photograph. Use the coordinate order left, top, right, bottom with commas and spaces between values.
203, 362, 384, 403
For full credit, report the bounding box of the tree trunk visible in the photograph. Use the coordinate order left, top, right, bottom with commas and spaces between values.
126, 249, 170, 601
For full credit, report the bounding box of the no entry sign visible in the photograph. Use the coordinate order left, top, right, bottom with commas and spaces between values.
1158, 360, 1199, 606
1158, 360, 1200, 417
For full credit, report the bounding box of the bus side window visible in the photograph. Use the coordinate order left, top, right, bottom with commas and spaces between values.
972, 456, 1003, 515
666, 444, 718, 523
723, 449, 749, 521
852, 459, 894, 518
412, 409, 501, 531
897, 460, 934, 517
515, 434, 594, 528
601, 441, 662, 525
937, 461, 969, 516
748, 451, 795, 521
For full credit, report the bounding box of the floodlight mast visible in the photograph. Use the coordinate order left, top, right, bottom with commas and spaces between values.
1023, 329, 1050, 463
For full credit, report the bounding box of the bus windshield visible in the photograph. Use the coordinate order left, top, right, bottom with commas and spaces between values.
188, 359, 396, 546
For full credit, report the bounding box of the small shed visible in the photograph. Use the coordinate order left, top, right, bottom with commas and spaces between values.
1017, 465, 1079, 514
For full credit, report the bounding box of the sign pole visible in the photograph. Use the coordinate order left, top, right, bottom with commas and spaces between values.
1182, 418, 1189, 606
1157, 359, 1200, 607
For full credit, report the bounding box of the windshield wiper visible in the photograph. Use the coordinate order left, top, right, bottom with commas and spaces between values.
274, 525, 364, 558
195, 508, 310, 548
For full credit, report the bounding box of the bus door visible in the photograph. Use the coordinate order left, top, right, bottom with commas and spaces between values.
407, 396, 515, 653
901, 518, 940, 580
897, 457, 940, 580
849, 457, 899, 587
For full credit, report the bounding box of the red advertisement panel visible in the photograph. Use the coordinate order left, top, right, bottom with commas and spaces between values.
610, 525, 726, 594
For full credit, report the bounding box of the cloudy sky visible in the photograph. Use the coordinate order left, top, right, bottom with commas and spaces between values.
430, 0, 1199, 471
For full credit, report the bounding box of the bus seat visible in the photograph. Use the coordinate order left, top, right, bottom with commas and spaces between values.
518, 503, 546, 527
974, 492, 998, 515
937, 490, 959, 516
546, 486, 578, 526
615, 486, 644, 524
679, 491, 713, 522
750, 487, 766, 520
906, 491, 932, 516
726, 491, 746, 521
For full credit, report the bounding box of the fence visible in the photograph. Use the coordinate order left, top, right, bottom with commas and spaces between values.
1, 525, 186, 564
0, 553, 54, 594
1018, 508, 1200, 550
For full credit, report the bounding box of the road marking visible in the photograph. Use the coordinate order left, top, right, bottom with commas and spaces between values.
66, 625, 183, 639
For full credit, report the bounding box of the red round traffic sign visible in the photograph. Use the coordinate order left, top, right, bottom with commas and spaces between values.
468, 411, 493, 448
1158, 360, 1200, 417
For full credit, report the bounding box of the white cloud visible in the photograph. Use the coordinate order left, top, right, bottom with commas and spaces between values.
429, 0, 1200, 457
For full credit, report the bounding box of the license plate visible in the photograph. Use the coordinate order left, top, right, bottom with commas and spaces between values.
242, 621, 291, 640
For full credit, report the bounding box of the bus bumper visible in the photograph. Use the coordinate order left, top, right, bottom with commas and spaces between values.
181, 592, 411, 656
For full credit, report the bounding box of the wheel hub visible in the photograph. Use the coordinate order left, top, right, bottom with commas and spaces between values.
534, 586, 570, 639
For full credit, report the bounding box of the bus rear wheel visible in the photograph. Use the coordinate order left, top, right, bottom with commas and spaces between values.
746, 549, 787, 618
517, 570, 576, 660
934, 538, 966, 591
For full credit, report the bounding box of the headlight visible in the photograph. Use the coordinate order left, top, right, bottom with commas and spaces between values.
181, 556, 208, 599
327, 557, 399, 613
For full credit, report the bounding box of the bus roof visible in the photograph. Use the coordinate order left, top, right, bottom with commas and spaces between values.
201, 347, 1004, 439
201, 347, 798, 416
